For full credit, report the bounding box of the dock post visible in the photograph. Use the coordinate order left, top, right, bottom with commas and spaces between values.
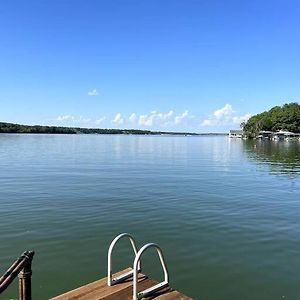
18, 251, 34, 300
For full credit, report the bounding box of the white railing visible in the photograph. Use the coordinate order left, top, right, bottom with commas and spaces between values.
107, 234, 170, 299
107, 233, 140, 286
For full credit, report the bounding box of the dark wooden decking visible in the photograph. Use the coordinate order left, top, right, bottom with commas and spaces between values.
50, 268, 192, 300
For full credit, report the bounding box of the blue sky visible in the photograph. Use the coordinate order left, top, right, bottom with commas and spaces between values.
0, 0, 299, 132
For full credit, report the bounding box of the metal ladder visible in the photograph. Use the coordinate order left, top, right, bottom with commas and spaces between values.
107, 233, 169, 300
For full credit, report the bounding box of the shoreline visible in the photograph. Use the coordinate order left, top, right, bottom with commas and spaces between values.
0, 121, 228, 136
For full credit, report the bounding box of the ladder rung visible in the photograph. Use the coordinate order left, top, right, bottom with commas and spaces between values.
137, 281, 169, 299
111, 269, 134, 285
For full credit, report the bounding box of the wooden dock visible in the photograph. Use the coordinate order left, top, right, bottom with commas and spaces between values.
50, 268, 192, 300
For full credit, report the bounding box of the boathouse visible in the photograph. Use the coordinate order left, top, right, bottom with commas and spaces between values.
257, 131, 273, 139
229, 130, 243, 138
273, 130, 300, 140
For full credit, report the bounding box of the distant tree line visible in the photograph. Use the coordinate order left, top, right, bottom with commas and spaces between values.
0, 122, 203, 136
241, 102, 300, 138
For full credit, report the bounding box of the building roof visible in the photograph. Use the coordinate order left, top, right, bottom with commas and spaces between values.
274, 130, 299, 136
259, 130, 274, 134
230, 130, 243, 134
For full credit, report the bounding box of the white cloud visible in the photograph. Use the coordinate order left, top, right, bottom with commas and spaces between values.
201, 104, 251, 127
138, 110, 174, 127
138, 114, 152, 126
213, 104, 234, 119
232, 113, 252, 124
134, 110, 190, 128
56, 115, 91, 124
54, 110, 192, 129
56, 115, 75, 121
175, 110, 189, 124
112, 113, 124, 125
138, 114, 148, 126
200, 119, 213, 126
95, 117, 106, 125
165, 110, 174, 118
77, 116, 91, 123
87, 89, 99, 96
128, 113, 137, 123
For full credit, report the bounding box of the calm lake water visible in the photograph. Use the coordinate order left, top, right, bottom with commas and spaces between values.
1, 134, 300, 300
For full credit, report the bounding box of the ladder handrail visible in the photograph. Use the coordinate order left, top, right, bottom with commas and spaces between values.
133, 243, 169, 300
0, 251, 34, 300
107, 233, 140, 286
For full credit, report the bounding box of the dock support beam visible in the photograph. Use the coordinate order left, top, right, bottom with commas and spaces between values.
0, 251, 34, 300
18, 252, 34, 300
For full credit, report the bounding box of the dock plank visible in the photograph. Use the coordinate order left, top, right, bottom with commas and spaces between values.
50, 268, 192, 300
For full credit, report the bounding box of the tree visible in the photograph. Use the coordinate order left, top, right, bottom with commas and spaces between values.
242, 102, 300, 138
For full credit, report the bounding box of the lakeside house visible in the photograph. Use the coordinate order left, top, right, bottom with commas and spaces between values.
229, 130, 243, 138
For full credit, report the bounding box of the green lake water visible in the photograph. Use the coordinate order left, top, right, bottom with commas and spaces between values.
0, 134, 300, 300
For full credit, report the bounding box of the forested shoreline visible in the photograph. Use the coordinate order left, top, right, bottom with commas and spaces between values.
242, 102, 300, 138
0, 121, 226, 136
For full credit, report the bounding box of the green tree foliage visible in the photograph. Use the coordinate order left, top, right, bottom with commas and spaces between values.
242, 102, 300, 138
